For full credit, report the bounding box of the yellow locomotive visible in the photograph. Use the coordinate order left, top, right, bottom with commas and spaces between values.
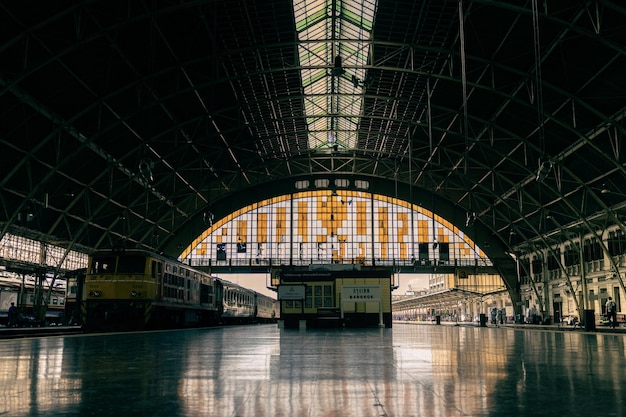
82, 249, 278, 331
84, 249, 223, 330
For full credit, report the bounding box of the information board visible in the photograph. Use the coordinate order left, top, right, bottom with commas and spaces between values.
278, 284, 306, 300
341, 285, 381, 302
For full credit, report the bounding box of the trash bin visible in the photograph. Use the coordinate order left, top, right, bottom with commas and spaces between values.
435, 315, 441, 325
479, 313, 487, 327
584, 309, 596, 332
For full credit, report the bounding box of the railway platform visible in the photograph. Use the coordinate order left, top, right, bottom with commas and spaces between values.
0, 322, 624, 416
0, 324, 83, 339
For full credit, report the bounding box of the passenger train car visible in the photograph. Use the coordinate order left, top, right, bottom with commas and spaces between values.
63, 269, 86, 326
0, 276, 66, 326
82, 249, 277, 331
221, 280, 277, 324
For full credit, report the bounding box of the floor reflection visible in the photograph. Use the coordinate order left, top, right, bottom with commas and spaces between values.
0, 324, 624, 416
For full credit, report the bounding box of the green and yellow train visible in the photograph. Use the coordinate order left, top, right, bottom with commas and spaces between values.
82, 249, 277, 331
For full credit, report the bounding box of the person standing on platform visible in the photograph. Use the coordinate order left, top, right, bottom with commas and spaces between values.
7, 302, 18, 327
606, 297, 617, 329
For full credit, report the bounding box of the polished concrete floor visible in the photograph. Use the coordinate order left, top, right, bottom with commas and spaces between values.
0, 322, 624, 417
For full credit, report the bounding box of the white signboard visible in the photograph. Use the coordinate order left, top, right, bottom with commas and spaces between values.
341, 285, 381, 302
278, 285, 306, 300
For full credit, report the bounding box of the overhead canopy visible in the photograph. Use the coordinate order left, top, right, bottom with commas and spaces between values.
393, 288, 492, 312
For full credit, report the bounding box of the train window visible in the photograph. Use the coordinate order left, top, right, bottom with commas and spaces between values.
92, 256, 115, 273
117, 256, 146, 273
286, 300, 293, 308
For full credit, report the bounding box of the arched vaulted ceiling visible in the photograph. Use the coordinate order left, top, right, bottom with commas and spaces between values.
1, 1, 625, 274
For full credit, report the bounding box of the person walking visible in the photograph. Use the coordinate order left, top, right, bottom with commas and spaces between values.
7, 302, 18, 327
606, 297, 617, 329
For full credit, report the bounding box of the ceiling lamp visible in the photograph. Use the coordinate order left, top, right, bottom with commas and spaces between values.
138, 158, 154, 183
330, 55, 346, 76
536, 159, 553, 183
465, 211, 476, 227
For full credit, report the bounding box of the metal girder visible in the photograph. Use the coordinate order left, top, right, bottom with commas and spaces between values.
0, 0, 624, 278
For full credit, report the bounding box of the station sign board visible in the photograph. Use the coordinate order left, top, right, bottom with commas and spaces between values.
341, 285, 381, 302
277, 284, 306, 300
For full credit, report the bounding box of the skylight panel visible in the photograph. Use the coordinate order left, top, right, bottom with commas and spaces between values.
293, 0, 378, 150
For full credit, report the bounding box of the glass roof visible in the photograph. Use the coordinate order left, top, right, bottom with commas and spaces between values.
293, 0, 378, 150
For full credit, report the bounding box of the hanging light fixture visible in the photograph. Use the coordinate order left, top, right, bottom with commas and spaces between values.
466, 211, 476, 227
536, 159, 553, 182
331, 55, 346, 76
